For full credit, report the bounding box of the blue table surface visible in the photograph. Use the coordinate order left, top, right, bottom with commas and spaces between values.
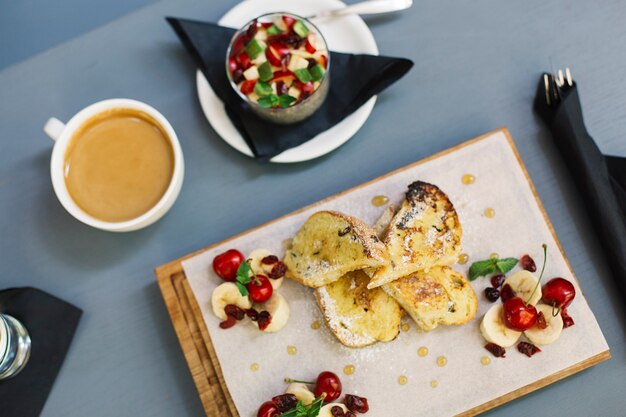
1, 0, 625, 416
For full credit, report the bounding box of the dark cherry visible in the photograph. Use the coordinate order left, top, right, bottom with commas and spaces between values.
268, 262, 287, 279
535, 311, 547, 329
232, 69, 245, 84
490, 274, 506, 288
224, 304, 245, 320
219, 316, 237, 329
257, 401, 279, 417
246, 20, 258, 37
542, 278, 576, 309
503, 297, 537, 331
345, 412, 357, 417
257, 311, 272, 331
484, 287, 500, 302
520, 254, 537, 272
245, 308, 259, 321
345, 394, 369, 413
307, 58, 318, 69
314, 371, 342, 402
500, 284, 516, 302
247, 275, 273, 303
330, 406, 345, 417
517, 341, 541, 357
261, 255, 279, 265
212, 249, 245, 281
561, 308, 575, 328
272, 394, 298, 413
484, 342, 506, 358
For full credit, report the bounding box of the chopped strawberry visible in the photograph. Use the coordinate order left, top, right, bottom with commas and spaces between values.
228, 57, 239, 74
265, 45, 282, 66
240, 80, 256, 95
272, 70, 295, 84
305, 37, 316, 54
261, 22, 273, 28
282, 15, 295, 29
237, 52, 251, 69
300, 81, 315, 94
231, 35, 248, 55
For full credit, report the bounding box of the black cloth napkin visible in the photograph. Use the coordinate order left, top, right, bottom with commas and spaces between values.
167, 18, 413, 161
0, 287, 82, 417
534, 76, 626, 301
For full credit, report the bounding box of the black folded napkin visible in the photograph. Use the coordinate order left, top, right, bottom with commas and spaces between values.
0, 287, 82, 417
534, 76, 626, 301
167, 18, 413, 161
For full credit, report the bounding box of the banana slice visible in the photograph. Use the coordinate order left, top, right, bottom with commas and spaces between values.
503, 270, 542, 305
254, 293, 290, 332
285, 383, 315, 406
211, 282, 252, 320
524, 303, 563, 345
480, 304, 522, 347
318, 404, 348, 417
248, 248, 283, 290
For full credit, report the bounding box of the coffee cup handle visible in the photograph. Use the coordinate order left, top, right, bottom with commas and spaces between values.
44, 118, 66, 141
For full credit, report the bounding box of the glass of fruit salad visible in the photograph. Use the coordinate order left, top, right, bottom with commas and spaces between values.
226, 12, 330, 124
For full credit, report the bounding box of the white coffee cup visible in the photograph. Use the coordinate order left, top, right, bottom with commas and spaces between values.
44, 98, 184, 232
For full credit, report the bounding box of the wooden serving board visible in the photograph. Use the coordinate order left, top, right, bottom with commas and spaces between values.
155, 128, 610, 417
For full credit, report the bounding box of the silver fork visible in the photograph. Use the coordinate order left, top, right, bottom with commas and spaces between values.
543, 67, 573, 106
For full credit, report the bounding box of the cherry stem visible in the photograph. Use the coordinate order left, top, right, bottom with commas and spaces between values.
551, 300, 561, 317
284, 378, 315, 385
525, 243, 548, 306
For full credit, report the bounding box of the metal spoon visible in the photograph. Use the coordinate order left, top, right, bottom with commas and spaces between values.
307, 0, 413, 20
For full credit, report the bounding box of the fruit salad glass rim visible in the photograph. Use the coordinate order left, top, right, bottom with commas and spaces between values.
225, 11, 331, 111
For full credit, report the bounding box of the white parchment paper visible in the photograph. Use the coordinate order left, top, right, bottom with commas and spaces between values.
182, 131, 609, 417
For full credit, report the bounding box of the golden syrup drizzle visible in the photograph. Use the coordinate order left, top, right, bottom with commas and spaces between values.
311, 321, 321, 330
250, 363, 260, 372
461, 174, 475, 185
484, 208, 496, 218
343, 365, 355, 375
430, 380, 439, 388
418, 347, 429, 357
401, 323, 410, 332
458, 253, 469, 265
437, 356, 447, 367
490, 252, 499, 260
398, 375, 408, 385
287, 346, 297, 355
371, 195, 390, 207
481, 356, 491, 366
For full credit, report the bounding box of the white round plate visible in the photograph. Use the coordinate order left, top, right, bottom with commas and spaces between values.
196, 0, 379, 163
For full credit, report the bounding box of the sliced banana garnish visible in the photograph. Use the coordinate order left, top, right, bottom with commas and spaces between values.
318, 403, 348, 417
504, 270, 542, 306
254, 293, 290, 333
211, 282, 252, 320
285, 383, 315, 406
524, 303, 563, 345
480, 304, 522, 347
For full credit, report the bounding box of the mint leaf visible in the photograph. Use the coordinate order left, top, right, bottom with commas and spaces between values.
306, 397, 324, 417
235, 260, 253, 296
257, 93, 279, 108
468, 259, 496, 281
281, 397, 325, 417
278, 94, 297, 108
495, 257, 518, 274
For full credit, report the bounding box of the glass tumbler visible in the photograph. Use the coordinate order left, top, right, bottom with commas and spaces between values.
0, 313, 31, 380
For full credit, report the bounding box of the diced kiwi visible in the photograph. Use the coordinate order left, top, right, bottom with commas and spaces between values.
244, 39, 265, 59
294, 68, 312, 83
309, 64, 325, 82
293, 20, 309, 38
258, 62, 273, 82
267, 24, 282, 35
254, 81, 273, 97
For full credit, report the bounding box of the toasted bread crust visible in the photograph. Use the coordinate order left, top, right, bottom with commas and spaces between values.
368, 182, 462, 289
284, 211, 389, 288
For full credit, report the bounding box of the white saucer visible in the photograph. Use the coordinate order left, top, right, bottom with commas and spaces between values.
196, 0, 379, 163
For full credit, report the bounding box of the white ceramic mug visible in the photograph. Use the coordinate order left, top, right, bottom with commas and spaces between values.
43, 99, 184, 232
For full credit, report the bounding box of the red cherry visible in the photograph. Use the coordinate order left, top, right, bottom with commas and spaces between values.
265, 45, 283, 66
500, 283, 516, 302
212, 249, 244, 281
314, 371, 342, 402
247, 275, 273, 303
237, 52, 252, 69
520, 254, 537, 272
305, 37, 316, 53
502, 297, 537, 331
257, 401, 279, 417
240, 80, 257, 95
271, 69, 295, 84
542, 278, 576, 309
300, 81, 315, 94
231, 34, 248, 55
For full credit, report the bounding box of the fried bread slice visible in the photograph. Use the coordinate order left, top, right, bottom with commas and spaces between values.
284, 211, 388, 288
368, 181, 462, 289
382, 266, 478, 331
315, 270, 403, 347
